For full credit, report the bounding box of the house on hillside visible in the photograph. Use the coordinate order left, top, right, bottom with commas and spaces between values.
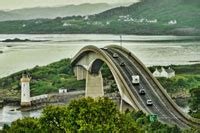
168, 20, 177, 25
63, 23, 72, 27
153, 67, 175, 78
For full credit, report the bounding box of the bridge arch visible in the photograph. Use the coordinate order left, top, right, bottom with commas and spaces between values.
71, 45, 143, 111
89, 59, 104, 74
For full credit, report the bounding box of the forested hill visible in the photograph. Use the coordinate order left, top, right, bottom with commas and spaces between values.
97, 0, 200, 19
94, 0, 200, 30
97, 0, 200, 18
0, 0, 199, 35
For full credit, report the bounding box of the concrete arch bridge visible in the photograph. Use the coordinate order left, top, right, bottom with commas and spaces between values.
71, 45, 200, 129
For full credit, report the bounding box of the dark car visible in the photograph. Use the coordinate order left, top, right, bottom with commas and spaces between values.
120, 62, 125, 66
139, 89, 145, 95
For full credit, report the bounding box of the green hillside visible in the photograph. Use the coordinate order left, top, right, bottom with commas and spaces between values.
0, 59, 85, 103
93, 0, 200, 34
0, 0, 199, 35
97, 0, 200, 23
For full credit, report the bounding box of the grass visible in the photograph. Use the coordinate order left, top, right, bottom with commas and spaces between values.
0, 58, 85, 101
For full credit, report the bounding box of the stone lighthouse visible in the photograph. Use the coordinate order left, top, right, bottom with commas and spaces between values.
20, 72, 31, 107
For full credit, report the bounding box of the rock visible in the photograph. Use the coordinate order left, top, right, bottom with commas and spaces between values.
2, 38, 48, 43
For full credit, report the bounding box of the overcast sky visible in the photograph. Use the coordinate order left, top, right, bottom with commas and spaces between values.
0, 0, 140, 10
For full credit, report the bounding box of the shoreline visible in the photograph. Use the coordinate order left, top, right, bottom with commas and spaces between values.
0, 33, 200, 36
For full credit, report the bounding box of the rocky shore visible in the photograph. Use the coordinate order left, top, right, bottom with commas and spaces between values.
1, 38, 48, 43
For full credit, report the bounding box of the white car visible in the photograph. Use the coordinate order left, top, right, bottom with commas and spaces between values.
102, 47, 108, 50
113, 53, 119, 58
146, 100, 153, 106
132, 75, 140, 85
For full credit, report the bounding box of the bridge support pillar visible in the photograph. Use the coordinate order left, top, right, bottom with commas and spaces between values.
74, 66, 87, 80
120, 98, 123, 112
85, 71, 104, 98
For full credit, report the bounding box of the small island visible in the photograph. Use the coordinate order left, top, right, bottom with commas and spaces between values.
1, 38, 48, 43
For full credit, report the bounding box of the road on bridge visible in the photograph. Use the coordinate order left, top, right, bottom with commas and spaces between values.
102, 48, 188, 128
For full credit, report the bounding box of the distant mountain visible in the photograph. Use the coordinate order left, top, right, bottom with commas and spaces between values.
0, 0, 199, 35
0, 11, 21, 21
0, 3, 117, 21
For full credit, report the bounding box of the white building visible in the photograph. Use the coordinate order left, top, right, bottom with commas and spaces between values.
20, 72, 31, 107
22, 24, 26, 27
106, 21, 110, 25
153, 67, 175, 78
63, 23, 72, 27
165, 67, 176, 78
153, 68, 161, 77
168, 20, 177, 25
59, 88, 68, 94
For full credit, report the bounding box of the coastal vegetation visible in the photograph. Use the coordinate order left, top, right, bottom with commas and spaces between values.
0, 59, 85, 103
189, 87, 200, 118
2, 97, 196, 133
0, 58, 199, 119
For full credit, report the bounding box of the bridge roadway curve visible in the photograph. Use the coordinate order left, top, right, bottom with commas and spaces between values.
105, 45, 200, 129
102, 48, 188, 128
71, 45, 200, 129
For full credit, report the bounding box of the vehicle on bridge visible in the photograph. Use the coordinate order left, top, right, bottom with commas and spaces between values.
146, 100, 153, 106
113, 53, 119, 58
120, 62, 125, 66
102, 47, 108, 50
139, 89, 145, 95
132, 75, 140, 85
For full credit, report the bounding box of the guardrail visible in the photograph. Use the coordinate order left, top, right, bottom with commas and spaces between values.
31, 94, 48, 101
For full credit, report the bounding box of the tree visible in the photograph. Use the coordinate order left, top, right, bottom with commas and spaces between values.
6, 118, 40, 133
2, 97, 187, 133
24, 97, 139, 132
65, 97, 139, 132
189, 87, 200, 118
39, 106, 68, 132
